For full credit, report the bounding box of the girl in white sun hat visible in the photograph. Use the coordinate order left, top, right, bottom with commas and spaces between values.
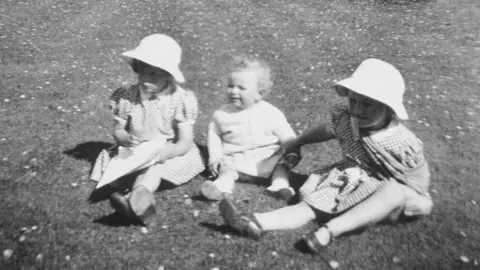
218, 58, 433, 251
90, 34, 205, 225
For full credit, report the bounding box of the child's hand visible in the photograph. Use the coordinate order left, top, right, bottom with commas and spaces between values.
114, 130, 140, 147
152, 150, 168, 164
208, 160, 221, 177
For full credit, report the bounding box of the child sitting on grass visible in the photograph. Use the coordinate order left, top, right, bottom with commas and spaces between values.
201, 56, 298, 201
91, 34, 205, 224
219, 58, 433, 253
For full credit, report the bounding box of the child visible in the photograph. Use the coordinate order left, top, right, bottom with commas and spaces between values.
91, 34, 205, 223
201, 56, 298, 201
219, 59, 433, 252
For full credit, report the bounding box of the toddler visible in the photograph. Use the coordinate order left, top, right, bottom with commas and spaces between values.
201, 56, 298, 201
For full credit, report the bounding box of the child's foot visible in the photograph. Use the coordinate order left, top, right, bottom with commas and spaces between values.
266, 186, 296, 202
201, 180, 227, 201
219, 199, 264, 240
302, 225, 333, 254
109, 192, 134, 217
129, 186, 157, 225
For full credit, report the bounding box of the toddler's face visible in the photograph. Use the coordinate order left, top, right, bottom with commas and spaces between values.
226, 69, 262, 109
348, 91, 390, 130
136, 62, 171, 95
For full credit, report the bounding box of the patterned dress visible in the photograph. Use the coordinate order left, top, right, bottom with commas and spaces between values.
300, 104, 431, 214
300, 104, 385, 213
91, 84, 205, 186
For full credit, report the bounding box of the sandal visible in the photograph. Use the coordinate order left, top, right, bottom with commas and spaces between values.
303, 225, 334, 254
219, 198, 264, 240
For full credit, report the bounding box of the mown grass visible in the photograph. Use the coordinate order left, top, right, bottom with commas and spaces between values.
1, 0, 479, 269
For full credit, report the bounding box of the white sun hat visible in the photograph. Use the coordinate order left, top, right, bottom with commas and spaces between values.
122, 34, 185, 83
334, 58, 408, 120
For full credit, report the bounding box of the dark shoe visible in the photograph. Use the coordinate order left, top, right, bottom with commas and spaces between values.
278, 151, 302, 169
201, 180, 227, 201
302, 226, 333, 254
109, 192, 134, 217
219, 199, 264, 240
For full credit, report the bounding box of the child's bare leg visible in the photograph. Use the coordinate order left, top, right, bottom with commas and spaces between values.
202, 166, 239, 200
266, 165, 295, 201
267, 165, 290, 191
254, 201, 316, 230
129, 168, 161, 217
314, 180, 406, 244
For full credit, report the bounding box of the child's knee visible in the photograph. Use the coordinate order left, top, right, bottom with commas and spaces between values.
134, 170, 161, 193
381, 181, 408, 208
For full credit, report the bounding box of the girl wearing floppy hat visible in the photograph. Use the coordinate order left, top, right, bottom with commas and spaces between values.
218, 59, 433, 251
90, 34, 205, 225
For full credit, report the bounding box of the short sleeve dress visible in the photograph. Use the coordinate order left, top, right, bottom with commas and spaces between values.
299, 104, 385, 213
299, 104, 431, 215
93, 84, 205, 186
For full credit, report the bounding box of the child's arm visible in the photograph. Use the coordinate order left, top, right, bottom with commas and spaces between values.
286, 123, 336, 151
207, 119, 223, 176
113, 121, 140, 147
153, 121, 194, 163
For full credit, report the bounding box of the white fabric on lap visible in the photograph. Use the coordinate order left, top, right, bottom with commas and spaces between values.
94, 138, 166, 189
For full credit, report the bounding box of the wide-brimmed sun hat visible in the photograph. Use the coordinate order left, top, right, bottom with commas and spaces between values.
122, 34, 185, 83
334, 58, 408, 120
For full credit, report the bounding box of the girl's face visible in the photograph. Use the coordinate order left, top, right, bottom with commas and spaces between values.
136, 61, 171, 94
348, 91, 390, 130
227, 69, 262, 109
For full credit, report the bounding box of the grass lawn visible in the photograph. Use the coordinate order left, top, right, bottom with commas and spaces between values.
1, 0, 479, 269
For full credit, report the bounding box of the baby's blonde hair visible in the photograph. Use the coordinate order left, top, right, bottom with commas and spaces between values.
230, 55, 273, 95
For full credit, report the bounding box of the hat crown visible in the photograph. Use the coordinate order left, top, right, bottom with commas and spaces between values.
137, 34, 182, 64
121, 34, 186, 83
352, 58, 405, 101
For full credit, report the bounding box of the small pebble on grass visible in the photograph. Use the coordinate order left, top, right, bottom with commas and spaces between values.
19, 235, 26, 242
329, 260, 339, 269
65, 255, 70, 261
392, 256, 401, 264
3, 249, 13, 260
272, 251, 278, 256
35, 254, 43, 264
141, 227, 148, 234
460, 256, 469, 263
209, 253, 215, 258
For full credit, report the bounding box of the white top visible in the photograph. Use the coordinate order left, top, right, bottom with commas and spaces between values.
208, 101, 296, 162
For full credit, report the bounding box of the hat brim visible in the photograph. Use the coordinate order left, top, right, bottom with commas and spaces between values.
335, 78, 409, 120
122, 50, 185, 83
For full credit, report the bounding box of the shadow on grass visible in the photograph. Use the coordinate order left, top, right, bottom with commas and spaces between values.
93, 212, 144, 227
63, 141, 114, 165
198, 222, 244, 237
